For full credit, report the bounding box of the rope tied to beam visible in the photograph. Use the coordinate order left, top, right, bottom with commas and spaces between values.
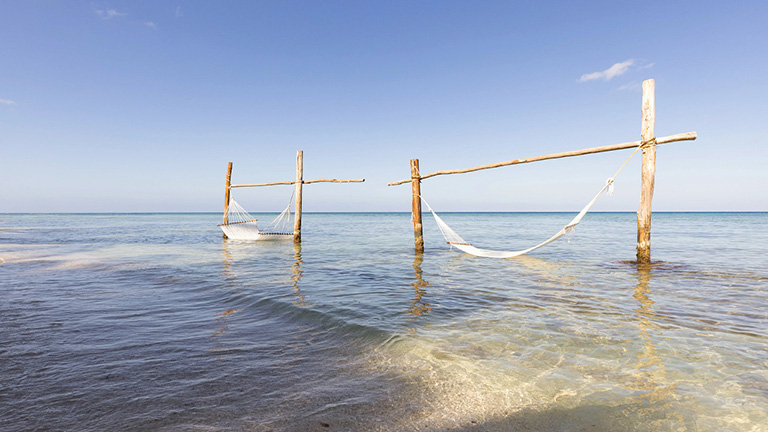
640, 137, 657, 148
412, 165, 421, 180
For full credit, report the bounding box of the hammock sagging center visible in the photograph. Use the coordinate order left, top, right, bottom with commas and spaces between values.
422, 146, 641, 258
219, 197, 294, 240
422, 178, 613, 258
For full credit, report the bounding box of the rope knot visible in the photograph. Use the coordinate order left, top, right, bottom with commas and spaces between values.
565, 224, 576, 243
411, 167, 421, 181
606, 178, 615, 196
640, 137, 657, 148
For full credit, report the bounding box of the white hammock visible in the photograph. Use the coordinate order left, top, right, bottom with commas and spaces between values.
422, 178, 614, 258
421, 146, 642, 258
219, 197, 293, 240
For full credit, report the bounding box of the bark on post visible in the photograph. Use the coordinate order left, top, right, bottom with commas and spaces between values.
223, 162, 233, 239
294, 150, 304, 243
637, 79, 656, 263
411, 159, 424, 252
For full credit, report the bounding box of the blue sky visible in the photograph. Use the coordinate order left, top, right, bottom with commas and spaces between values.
1, 1, 766, 212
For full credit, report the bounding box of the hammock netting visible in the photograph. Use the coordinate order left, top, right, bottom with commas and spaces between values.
422, 178, 614, 258
420, 144, 646, 258
219, 197, 293, 240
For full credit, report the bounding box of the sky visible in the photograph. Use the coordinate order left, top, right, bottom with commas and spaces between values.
1, 0, 766, 212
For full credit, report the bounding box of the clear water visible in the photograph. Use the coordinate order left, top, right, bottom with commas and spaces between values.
1, 212, 767, 431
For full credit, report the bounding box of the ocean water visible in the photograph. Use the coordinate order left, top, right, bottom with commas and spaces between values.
1, 212, 767, 431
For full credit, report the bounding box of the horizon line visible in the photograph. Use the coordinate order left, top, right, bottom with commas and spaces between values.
2, 211, 766, 215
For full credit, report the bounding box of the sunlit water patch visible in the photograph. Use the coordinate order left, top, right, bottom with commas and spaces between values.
1, 213, 766, 431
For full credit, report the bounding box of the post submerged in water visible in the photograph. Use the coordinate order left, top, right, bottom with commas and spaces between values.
223, 162, 233, 239
411, 158, 424, 253
294, 150, 304, 243
637, 79, 656, 264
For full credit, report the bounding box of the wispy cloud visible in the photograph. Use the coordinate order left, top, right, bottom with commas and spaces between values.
579, 59, 635, 83
0, 98, 16, 105
145, 21, 157, 29
93, 5, 127, 20
175, 5, 182, 18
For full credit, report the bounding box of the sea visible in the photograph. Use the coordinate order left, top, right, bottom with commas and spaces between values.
1, 212, 767, 431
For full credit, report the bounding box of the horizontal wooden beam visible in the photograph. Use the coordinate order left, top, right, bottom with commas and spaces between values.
303, 178, 365, 185
231, 181, 295, 188
387, 131, 697, 186
230, 178, 365, 188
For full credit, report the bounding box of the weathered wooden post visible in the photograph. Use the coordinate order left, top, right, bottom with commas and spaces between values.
637, 79, 656, 264
223, 162, 233, 238
294, 150, 304, 243
411, 159, 424, 252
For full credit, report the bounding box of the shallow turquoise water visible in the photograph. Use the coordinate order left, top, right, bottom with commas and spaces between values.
1, 212, 767, 431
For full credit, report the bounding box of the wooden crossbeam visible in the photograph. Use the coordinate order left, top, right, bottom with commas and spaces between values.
230, 181, 295, 188
230, 178, 365, 188
387, 131, 696, 186
305, 178, 365, 185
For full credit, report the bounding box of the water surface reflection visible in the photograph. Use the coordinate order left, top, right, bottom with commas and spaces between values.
407, 253, 432, 315
624, 264, 685, 429
291, 242, 311, 308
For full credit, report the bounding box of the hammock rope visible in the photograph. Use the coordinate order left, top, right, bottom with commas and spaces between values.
421, 145, 643, 258
219, 190, 295, 240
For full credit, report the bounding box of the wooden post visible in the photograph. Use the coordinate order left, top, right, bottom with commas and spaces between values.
223, 162, 233, 239
411, 159, 424, 252
294, 150, 304, 242
637, 79, 656, 263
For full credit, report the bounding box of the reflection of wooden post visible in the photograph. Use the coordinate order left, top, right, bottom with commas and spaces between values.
637, 79, 656, 263
411, 159, 424, 252
294, 150, 304, 242
407, 253, 432, 317
223, 162, 233, 239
